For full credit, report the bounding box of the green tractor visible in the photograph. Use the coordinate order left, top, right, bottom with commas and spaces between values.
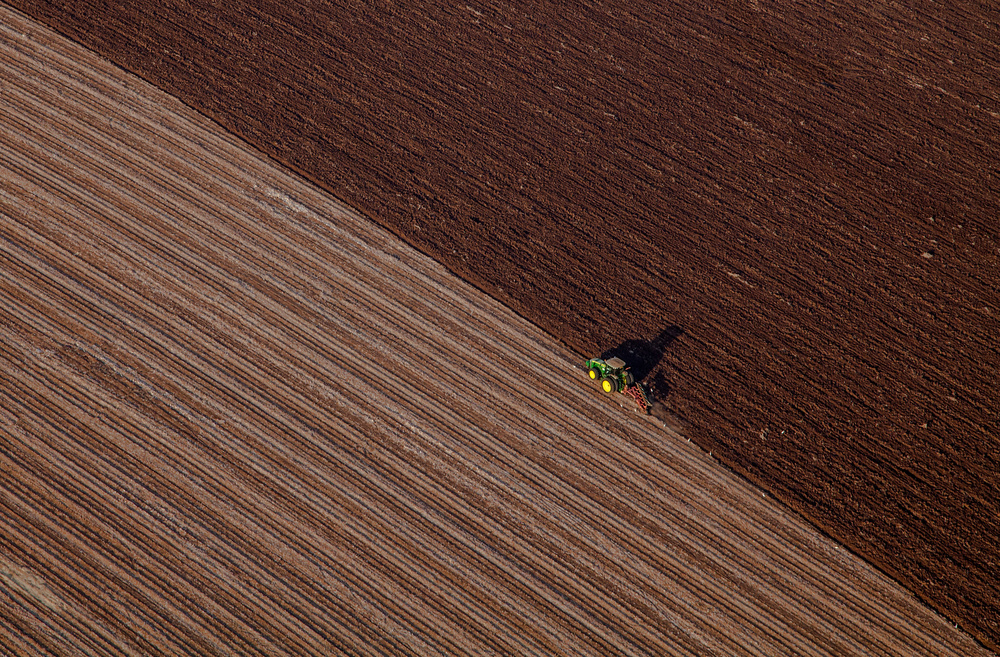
586, 357, 633, 393
584, 356, 652, 413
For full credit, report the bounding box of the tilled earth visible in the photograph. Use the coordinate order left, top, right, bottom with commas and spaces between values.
4, 10, 990, 654
7, 0, 1000, 649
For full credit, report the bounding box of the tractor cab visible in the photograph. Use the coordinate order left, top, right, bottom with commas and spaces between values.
605, 357, 626, 370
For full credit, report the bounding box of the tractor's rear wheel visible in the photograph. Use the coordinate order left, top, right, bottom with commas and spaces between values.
623, 371, 635, 387
601, 377, 618, 394
588, 367, 601, 381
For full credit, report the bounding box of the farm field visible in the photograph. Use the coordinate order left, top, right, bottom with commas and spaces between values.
9, 0, 998, 647
0, 6, 993, 655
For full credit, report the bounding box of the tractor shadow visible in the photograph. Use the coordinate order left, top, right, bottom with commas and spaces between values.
600, 325, 684, 396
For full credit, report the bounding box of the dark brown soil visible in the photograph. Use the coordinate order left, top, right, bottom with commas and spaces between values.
10, 0, 1000, 649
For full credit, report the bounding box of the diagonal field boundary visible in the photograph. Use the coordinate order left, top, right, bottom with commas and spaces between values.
0, 6, 990, 656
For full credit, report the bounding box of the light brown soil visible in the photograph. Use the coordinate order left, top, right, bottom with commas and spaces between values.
0, 8, 991, 655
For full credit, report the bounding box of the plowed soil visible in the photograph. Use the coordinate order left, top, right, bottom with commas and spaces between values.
3, 8, 991, 654
5, 0, 1000, 649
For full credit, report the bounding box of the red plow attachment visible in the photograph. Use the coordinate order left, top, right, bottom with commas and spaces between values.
623, 384, 651, 414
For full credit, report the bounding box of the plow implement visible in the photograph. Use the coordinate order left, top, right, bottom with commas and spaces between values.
622, 383, 652, 414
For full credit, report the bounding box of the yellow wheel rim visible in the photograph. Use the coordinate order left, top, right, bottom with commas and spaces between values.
602, 380, 613, 393
589, 370, 597, 379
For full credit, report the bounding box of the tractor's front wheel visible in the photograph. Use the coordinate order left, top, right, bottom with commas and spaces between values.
600, 377, 618, 394
588, 367, 601, 381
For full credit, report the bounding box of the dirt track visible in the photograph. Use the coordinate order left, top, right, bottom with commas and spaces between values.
8, 0, 997, 646
0, 7, 992, 655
